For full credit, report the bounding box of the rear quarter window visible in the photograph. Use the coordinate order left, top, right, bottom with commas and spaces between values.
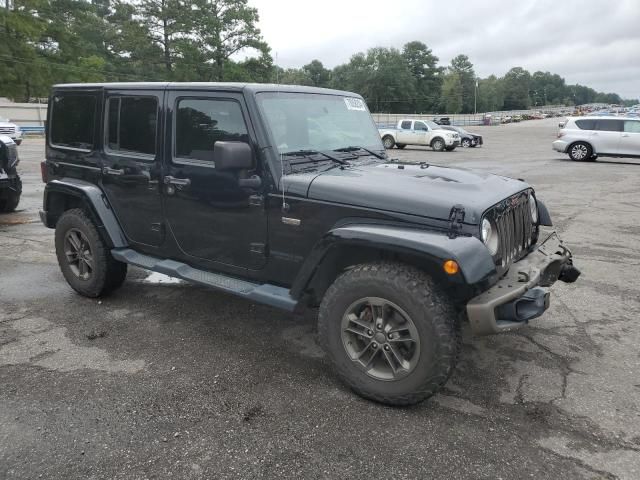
574, 119, 596, 130
400, 121, 412, 130
50, 94, 97, 150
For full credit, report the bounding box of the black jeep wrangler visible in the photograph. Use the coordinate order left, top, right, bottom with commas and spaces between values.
0, 135, 22, 213
40, 83, 580, 406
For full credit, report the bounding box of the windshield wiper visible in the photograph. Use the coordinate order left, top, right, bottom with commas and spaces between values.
333, 146, 385, 160
281, 149, 352, 165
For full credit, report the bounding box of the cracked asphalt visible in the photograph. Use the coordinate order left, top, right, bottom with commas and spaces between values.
1, 118, 639, 479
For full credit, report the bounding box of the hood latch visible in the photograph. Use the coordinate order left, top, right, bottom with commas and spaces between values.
448, 204, 465, 239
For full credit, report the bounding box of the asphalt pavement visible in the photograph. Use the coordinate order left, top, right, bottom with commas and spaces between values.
1, 118, 639, 479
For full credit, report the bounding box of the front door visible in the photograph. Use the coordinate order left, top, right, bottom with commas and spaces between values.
162, 90, 267, 270
413, 121, 430, 145
619, 119, 640, 156
100, 90, 164, 247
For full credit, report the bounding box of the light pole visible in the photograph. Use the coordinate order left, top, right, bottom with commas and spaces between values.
474, 78, 478, 114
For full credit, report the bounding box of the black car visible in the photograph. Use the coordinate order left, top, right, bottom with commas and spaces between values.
0, 135, 21, 212
40, 83, 579, 406
433, 116, 451, 126
442, 126, 484, 147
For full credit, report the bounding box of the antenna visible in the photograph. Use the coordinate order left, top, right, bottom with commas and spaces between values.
275, 51, 287, 212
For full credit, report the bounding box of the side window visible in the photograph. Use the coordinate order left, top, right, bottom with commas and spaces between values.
596, 120, 623, 132
414, 121, 428, 131
50, 94, 97, 150
400, 120, 412, 130
624, 120, 640, 133
175, 98, 248, 162
106, 96, 158, 156
575, 119, 596, 130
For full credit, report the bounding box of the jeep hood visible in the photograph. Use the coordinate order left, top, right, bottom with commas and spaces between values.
284, 162, 528, 224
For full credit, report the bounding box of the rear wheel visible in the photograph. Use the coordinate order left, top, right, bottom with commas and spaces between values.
55, 208, 127, 297
568, 142, 592, 161
318, 262, 460, 406
431, 138, 445, 152
382, 135, 395, 149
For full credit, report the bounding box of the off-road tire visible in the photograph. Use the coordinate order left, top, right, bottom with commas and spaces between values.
0, 190, 20, 213
568, 141, 592, 161
431, 137, 445, 152
382, 135, 395, 149
55, 208, 127, 297
396, 143, 406, 149
318, 262, 460, 406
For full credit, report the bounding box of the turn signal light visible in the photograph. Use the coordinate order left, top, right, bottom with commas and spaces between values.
443, 260, 459, 275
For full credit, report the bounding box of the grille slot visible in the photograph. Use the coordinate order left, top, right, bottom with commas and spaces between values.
0, 126, 16, 135
491, 192, 537, 269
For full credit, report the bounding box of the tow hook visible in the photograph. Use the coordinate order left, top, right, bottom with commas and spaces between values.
559, 262, 581, 283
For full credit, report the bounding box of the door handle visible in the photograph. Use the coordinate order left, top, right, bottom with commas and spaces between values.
164, 176, 191, 187
103, 166, 124, 176
622, 134, 630, 137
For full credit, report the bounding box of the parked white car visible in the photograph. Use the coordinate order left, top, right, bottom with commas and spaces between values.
0, 117, 23, 146
553, 116, 640, 161
378, 119, 460, 151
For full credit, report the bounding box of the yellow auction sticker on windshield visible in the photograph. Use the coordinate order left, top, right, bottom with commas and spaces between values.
344, 97, 366, 111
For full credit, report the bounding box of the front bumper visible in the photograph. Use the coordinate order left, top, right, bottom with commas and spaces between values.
466, 232, 579, 335
552, 140, 568, 153
445, 137, 460, 146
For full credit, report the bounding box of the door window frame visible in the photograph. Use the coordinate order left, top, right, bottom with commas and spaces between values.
171, 95, 252, 169
103, 93, 160, 161
48, 91, 99, 153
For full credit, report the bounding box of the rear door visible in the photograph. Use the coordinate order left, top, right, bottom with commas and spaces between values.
593, 119, 623, 154
396, 120, 413, 143
619, 119, 640, 156
100, 89, 164, 247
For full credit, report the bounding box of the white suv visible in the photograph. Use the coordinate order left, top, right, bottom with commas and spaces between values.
553, 116, 640, 161
0, 118, 23, 146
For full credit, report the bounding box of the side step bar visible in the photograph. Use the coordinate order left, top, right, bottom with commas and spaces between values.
111, 248, 298, 312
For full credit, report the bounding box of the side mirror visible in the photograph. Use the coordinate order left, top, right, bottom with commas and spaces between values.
213, 141, 253, 170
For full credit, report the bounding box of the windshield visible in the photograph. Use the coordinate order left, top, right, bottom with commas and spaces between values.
425, 120, 441, 130
256, 92, 384, 154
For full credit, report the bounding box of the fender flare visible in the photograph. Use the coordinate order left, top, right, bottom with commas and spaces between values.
430, 136, 445, 147
537, 199, 553, 226
41, 178, 128, 248
290, 223, 496, 298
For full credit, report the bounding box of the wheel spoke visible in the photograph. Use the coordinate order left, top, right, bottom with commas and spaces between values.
382, 349, 398, 375
67, 232, 81, 252
83, 254, 94, 271
78, 258, 87, 277
388, 344, 410, 371
347, 312, 372, 330
345, 327, 370, 339
364, 347, 380, 368
355, 341, 373, 360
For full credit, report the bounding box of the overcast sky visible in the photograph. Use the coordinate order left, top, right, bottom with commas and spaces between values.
246, 0, 640, 99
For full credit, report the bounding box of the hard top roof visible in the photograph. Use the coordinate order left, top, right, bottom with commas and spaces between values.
51, 82, 361, 98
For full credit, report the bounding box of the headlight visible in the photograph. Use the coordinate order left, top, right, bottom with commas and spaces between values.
481, 218, 499, 255
529, 195, 538, 223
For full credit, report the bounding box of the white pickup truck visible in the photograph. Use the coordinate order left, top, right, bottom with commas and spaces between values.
379, 119, 460, 151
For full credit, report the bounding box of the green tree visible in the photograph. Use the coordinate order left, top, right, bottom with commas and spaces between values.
401, 41, 442, 112
191, 0, 268, 81
477, 75, 504, 112
302, 59, 330, 87
440, 71, 462, 114
449, 54, 476, 113
502, 67, 531, 110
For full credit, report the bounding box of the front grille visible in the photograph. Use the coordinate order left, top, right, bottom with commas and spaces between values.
487, 191, 538, 270
0, 126, 16, 135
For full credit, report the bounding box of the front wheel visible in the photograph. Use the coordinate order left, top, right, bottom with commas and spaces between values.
318, 262, 460, 406
382, 135, 395, 149
431, 138, 445, 152
55, 208, 127, 297
0, 189, 20, 213
568, 142, 592, 161
461, 139, 471, 148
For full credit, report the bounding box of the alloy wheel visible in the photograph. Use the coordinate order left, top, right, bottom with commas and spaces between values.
64, 228, 94, 280
341, 297, 421, 381
571, 144, 588, 160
